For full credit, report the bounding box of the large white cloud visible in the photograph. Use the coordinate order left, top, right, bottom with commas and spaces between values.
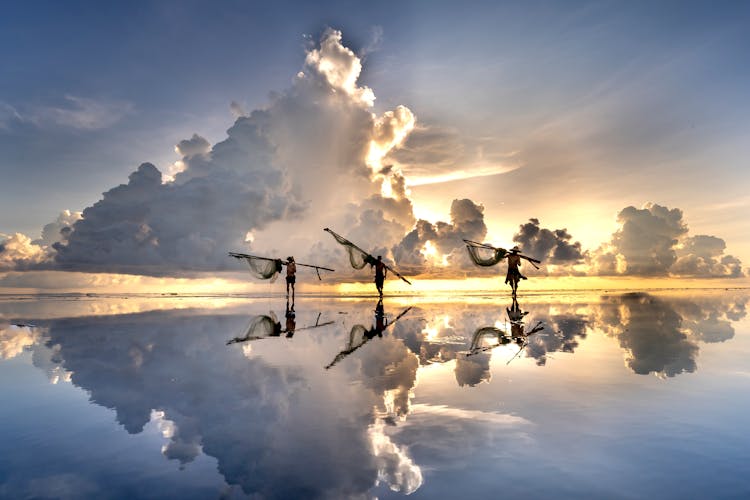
588, 203, 744, 278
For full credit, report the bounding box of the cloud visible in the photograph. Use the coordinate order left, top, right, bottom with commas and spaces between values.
27, 95, 133, 130
359, 25, 384, 58
386, 125, 520, 186
0, 102, 23, 130
36, 210, 82, 247
671, 235, 743, 277
589, 203, 744, 278
174, 133, 211, 158
392, 198, 488, 273
0, 233, 51, 271
0, 28, 431, 278
304, 28, 375, 107
513, 218, 585, 264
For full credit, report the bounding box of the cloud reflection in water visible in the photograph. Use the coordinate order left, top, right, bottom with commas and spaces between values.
0, 291, 747, 498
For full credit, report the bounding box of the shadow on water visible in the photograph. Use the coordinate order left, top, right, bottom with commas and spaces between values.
0, 291, 748, 498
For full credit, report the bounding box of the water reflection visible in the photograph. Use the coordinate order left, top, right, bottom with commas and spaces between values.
326, 299, 412, 370
227, 303, 334, 345
454, 297, 546, 386
0, 291, 748, 498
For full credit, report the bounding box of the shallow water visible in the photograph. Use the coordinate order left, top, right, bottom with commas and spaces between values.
1, 291, 749, 499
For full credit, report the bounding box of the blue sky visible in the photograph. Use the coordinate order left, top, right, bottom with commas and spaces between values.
1, 0, 749, 283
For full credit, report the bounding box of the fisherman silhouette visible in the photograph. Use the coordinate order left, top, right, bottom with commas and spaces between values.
285, 256, 296, 306
285, 301, 296, 338
505, 246, 527, 296
374, 256, 387, 297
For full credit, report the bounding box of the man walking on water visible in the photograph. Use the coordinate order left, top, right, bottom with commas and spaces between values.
374, 255, 387, 297
286, 256, 297, 306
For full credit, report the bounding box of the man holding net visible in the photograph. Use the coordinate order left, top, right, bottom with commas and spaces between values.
286, 256, 297, 306
374, 256, 387, 297
505, 246, 527, 295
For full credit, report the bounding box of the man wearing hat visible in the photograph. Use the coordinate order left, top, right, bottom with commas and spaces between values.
505, 246, 527, 295
285, 256, 297, 306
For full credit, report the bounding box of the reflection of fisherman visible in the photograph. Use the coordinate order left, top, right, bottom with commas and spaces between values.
368, 298, 387, 338
285, 302, 296, 338
374, 256, 387, 297
286, 256, 297, 306
507, 296, 528, 324
270, 316, 283, 337
505, 246, 527, 295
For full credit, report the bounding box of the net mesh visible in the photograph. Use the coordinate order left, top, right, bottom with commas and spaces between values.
466, 244, 507, 267
346, 324, 368, 348
227, 313, 280, 344
243, 313, 279, 338
468, 326, 505, 351
329, 231, 376, 269
242, 256, 283, 282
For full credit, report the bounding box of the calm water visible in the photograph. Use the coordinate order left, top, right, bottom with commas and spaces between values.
1, 291, 749, 499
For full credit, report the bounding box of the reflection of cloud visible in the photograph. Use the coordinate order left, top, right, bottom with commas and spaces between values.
369, 420, 423, 494
410, 404, 530, 425
525, 314, 587, 366
599, 294, 698, 377
29, 306, 422, 498
454, 352, 491, 387
0, 323, 45, 359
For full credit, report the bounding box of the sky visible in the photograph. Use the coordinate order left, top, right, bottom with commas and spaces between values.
1, 0, 749, 291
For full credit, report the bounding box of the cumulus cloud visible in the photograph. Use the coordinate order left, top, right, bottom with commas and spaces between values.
513, 218, 585, 264
0, 233, 51, 270
174, 133, 211, 158
589, 203, 744, 278
672, 235, 743, 277
0, 28, 433, 278
392, 198, 487, 273
304, 28, 375, 107
37, 210, 82, 247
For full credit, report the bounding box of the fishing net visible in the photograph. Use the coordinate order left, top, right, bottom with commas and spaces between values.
328, 231, 377, 269
466, 244, 507, 267
227, 313, 280, 344
468, 326, 506, 352
241, 256, 283, 282
346, 324, 369, 348
325, 324, 369, 369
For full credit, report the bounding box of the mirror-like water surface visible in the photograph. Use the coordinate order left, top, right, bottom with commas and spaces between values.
1, 291, 749, 499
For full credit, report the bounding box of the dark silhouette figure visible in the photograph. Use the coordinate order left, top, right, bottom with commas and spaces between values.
374, 256, 387, 297
285, 256, 296, 307
507, 296, 529, 329
284, 301, 296, 338
368, 298, 387, 338
505, 246, 527, 296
